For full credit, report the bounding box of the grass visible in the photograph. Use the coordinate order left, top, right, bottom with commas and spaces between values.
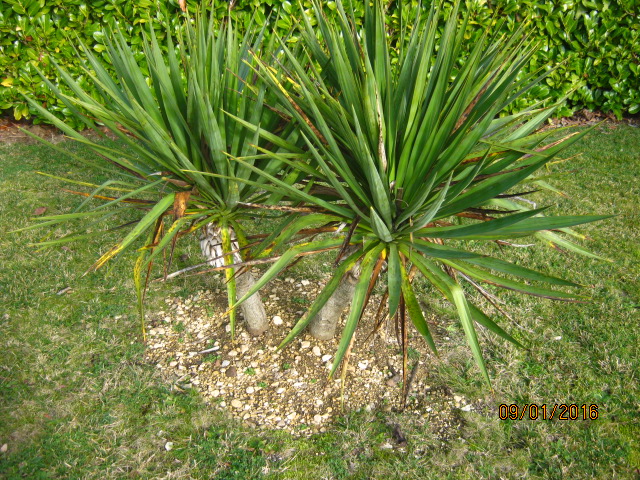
1, 123, 639, 479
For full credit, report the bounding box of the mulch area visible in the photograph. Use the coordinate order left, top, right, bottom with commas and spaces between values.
1, 110, 639, 145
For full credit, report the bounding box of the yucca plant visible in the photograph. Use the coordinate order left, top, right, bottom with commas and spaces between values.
20, 9, 305, 337
230, 0, 609, 386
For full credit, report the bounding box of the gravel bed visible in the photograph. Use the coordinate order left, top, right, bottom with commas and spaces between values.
144, 275, 477, 437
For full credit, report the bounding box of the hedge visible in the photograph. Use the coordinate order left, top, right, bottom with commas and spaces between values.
1, 0, 639, 129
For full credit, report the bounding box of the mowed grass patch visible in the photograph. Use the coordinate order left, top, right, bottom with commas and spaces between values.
0, 123, 638, 479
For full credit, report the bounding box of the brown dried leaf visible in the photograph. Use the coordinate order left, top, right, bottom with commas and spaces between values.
33, 207, 47, 215
173, 191, 191, 221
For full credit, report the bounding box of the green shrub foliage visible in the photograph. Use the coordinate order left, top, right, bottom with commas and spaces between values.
1, 0, 638, 127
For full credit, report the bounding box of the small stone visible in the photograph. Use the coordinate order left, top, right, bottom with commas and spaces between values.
461, 404, 473, 412
321, 354, 332, 363
312, 346, 321, 357
240, 345, 249, 354
212, 390, 220, 397
313, 414, 322, 424
231, 399, 242, 409
273, 315, 283, 325
454, 395, 463, 403
165, 442, 174, 451
276, 387, 285, 394
300, 341, 311, 349
225, 366, 237, 377
221, 360, 230, 367
0, 443, 7, 453
386, 373, 401, 387
301, 279, 310, 286
246, 386, 255, 394
228, 350, 238, 357
169, 361, 178, 367
357, 361, 368, 370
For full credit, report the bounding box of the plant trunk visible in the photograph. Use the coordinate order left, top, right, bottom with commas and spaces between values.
200, 223, 268, 336
234, 267, 268, 336
308, 270, 359, 340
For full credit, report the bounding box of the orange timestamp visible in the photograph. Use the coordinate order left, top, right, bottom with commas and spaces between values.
498, 404, 599, 420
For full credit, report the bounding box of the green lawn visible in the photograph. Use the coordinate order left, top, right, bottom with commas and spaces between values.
1, 124, 639, 479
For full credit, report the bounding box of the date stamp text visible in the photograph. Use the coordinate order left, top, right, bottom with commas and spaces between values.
498, 404, 599, 420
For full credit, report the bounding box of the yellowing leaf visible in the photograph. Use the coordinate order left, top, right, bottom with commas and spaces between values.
1, 78, 14, 87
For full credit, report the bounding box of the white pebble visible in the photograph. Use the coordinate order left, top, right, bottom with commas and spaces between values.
300, 341, 311, 349
301, 279, 310, 286
312, 346, 322, 356
231, 399, 242, 409
321, 354, 332, 363
228, 350, 238, 357
165, 442, 174, 451
313, 414, 323, 424
273, 315, 283, 325
221, 360, 230, 367
461, 404, 473, 412
357, 361, 368, 370
246, 387, 255, 394
276, 387, 285, 394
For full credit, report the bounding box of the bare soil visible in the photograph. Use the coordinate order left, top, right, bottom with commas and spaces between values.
0, 117, 115, 144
